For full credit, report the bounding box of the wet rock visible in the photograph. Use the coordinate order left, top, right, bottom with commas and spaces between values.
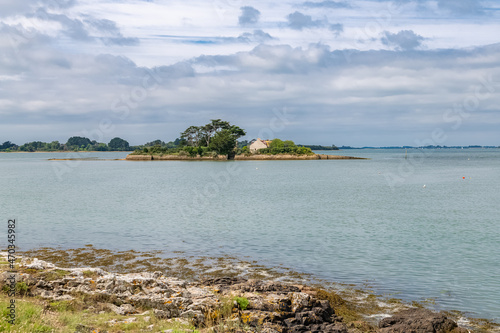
378, 308, 467, 333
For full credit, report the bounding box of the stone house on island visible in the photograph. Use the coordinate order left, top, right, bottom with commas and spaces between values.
249, 138, 272, 152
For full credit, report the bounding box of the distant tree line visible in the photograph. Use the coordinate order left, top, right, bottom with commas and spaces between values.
299, 144, 339, 151
0, 137, 133, 152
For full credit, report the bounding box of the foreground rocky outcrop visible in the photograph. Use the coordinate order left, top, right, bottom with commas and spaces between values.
1, 255, 475, 333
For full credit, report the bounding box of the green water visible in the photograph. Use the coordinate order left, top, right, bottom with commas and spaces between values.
1, 149, 499, 321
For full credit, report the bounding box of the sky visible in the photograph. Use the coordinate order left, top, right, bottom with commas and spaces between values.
1, 0, 499, 146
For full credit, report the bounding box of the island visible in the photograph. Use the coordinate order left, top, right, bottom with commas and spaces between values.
126, 120, 365, 161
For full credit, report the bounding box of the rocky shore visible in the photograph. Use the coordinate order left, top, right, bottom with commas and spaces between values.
1, 250, 483, 333
125, 154, 365, 161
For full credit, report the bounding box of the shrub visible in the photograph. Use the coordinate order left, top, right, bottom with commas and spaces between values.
183, 146, 198, 157
234, 297, 249, 310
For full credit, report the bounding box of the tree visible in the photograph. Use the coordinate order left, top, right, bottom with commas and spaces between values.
208, 125, 247, 158
201, 119, 230, 146
95, 143, 108, 151
66, 136, 92, 148
49, 141, 61, 151
269, 139, 284, 149
209, 129, 238, 156
145, 139, 164, 147
0, 141, 16, 150
108, 137, 130, 151
180, 126, 203, 146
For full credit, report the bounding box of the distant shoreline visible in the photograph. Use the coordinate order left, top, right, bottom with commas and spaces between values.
0, 151, 133, 154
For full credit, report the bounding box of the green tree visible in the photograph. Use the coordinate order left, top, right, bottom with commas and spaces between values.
95, 143, 108, 151
209, 129, 237, 156
0, 141, 16, 150
268, 138, 284, 154
208, 125, 247, 158
49, 141, 61, 151
66, 136, 92, 148
108, 137, 130, 151
180, 126, 203, 146
201, 119, 230, 146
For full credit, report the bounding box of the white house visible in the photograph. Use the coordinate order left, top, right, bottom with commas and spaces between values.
249, 138, 270, 152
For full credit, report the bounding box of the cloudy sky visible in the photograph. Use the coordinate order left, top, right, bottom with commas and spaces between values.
1, 0, 499, 146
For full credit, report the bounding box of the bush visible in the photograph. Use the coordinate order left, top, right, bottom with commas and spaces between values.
183, 146, 198, 157
234, 297, 249, 310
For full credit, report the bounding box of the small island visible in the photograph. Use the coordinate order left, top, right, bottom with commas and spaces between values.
126, 120, 365, 161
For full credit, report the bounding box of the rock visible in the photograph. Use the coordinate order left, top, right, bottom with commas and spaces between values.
24, 258, 55, 270
290, 292, 312, 312
154, 309, 171, 319
106, 303, 137, 315
378, 308, 466, 333
74, 324, 106, 333
180, 309, 205, 326
235, 279, 301, 293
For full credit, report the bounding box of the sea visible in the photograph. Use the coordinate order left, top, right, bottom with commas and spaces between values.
1, 148, 499, 322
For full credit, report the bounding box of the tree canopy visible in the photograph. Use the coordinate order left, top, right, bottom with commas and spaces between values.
66, 136, 92, 148
108, 137, 130, 151
180, 119, 246, 158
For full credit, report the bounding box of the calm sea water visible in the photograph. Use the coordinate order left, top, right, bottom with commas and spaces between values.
1, 149, 499, 321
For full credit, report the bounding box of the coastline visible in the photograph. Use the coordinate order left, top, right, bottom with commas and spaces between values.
2, 247, 495, 333
125, 154, 367, 161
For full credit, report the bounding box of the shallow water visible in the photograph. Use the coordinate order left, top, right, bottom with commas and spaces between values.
1, 149, 499, 321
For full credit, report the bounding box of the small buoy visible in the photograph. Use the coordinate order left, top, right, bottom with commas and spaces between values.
256, 167, 258, 170
463, 177, 465, 179
423, 185, 426, 188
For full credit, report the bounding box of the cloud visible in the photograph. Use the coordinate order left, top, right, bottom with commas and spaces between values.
302, 1, 351, 9
393, 0, 486, 16
238, 6, 261, 26
287, 11, 323, 30
26, 9, 139, 45
156, 30, 275, 45
84, 18, 139, 45
286, 11, 344, 33
33, 9, 91, 41
238, 30, 275, 43
2, 38, 500, 145
437, 0, 485, 15
329, 23, 343, 35
0, 0, 76, 18
381, 30, 424, 50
